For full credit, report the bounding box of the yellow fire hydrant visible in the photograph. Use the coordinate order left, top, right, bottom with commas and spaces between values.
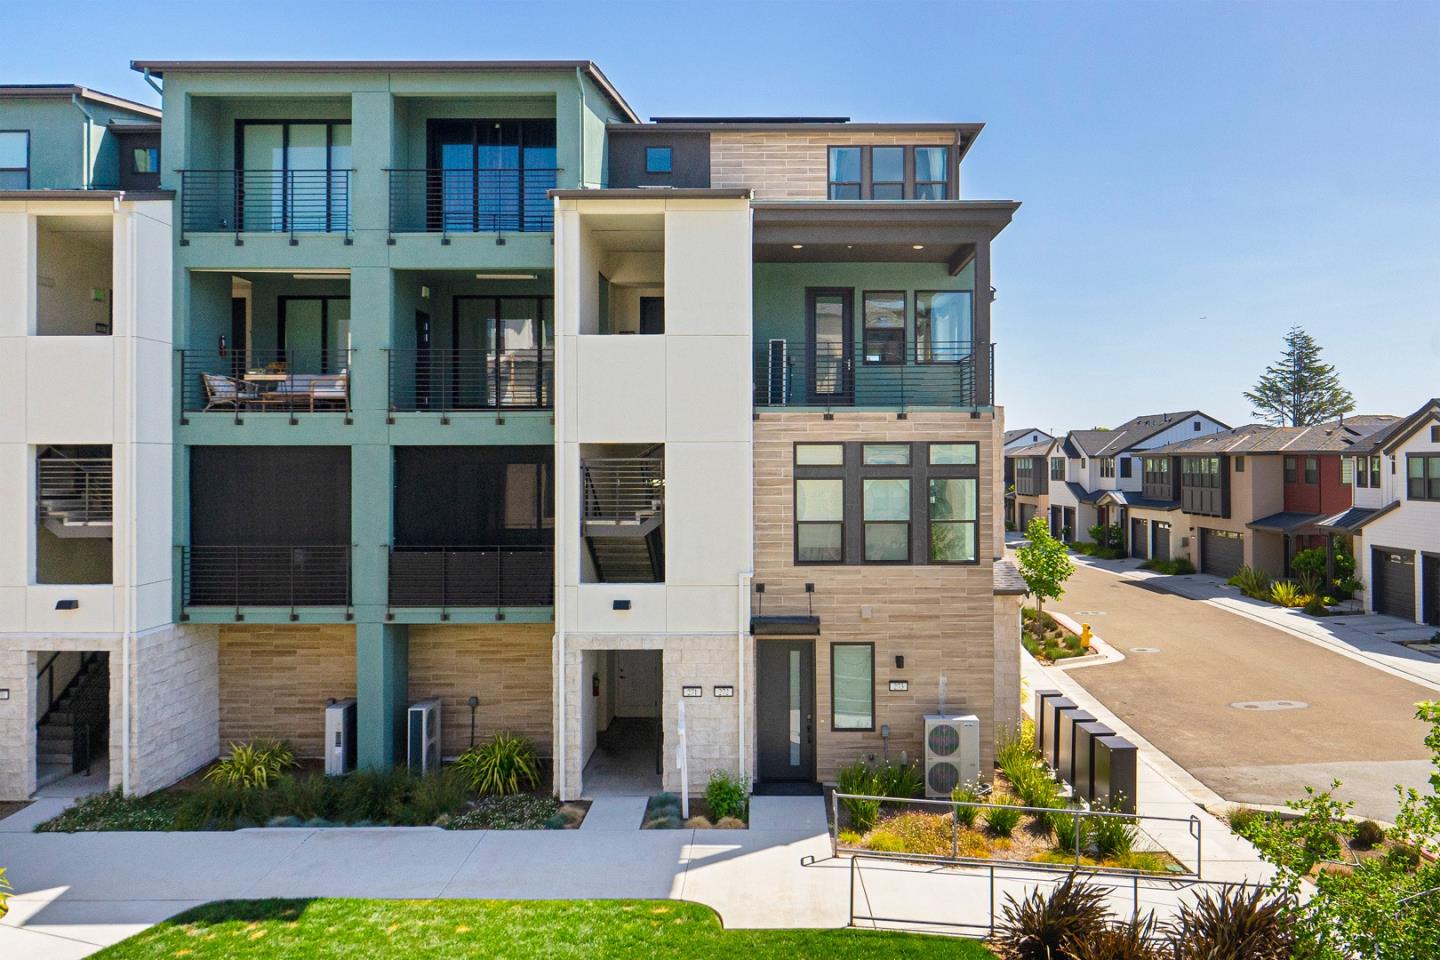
1080, 623, 1093, 650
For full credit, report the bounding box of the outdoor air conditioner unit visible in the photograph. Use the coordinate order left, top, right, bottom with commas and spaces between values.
923, 713, 980, 798
407, 698, 442, 774
323, 698, 357, 776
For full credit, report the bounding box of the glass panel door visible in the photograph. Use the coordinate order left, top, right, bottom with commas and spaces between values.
453, 297, 492, 408
806, 289, 852, 403
328, 124, 352, 231
433, 121, 475, 232
241, 124, 284, 231
494, 298, 542, 406
281, 298, 323, 371
477, 121, 521, 231
286, 124, 327, 232
324, 299, 350, 373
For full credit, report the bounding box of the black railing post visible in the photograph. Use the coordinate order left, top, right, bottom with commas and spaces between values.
232, 169, 243, 246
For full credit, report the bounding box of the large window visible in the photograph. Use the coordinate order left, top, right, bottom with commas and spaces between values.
862, 291, 905, 364
793, 440, 978, 565
429, 118, 556, 232
870, 147, 905, 200
1120, 457, 1133, 479
1183, 456, 1221, 488
240, 121, 351, 232
827, 146, 862, 199
1051, 457, 1066, 480
1355, 454, 1382, 489
1100, 457, 1115, 479
831, 643, 874, 731
914, 146, 950, 199
1408, 455, 1440, 501
0, 130, 30, 189
915, 291, 973, 363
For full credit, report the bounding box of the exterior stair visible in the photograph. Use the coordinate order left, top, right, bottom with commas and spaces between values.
37, 453, 113, 539
36, 653, 109, 786
586, 534, 664, 584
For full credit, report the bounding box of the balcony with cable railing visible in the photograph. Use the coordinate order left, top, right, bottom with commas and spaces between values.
753, 340, 991, 413
180, 169, 352, 244
386, 167, 559, 238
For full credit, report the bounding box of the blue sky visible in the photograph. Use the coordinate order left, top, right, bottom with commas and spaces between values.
10, 0, 1436, 431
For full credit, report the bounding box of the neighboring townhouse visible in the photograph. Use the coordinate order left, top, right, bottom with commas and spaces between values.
1, 59, 1024, 802
1002, 426, 1052, 485
1329, 399, 1440, 624
1045, 411, 1229, 547
1005, 436, 1056, 532
1133, 416, 1398, 579
0, 85, 177, 795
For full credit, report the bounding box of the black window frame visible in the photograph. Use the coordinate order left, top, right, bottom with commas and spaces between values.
830, 641, 875, 732
1284, 456, 1298, 485
1352, 457, 1365, 488
913, 289, 973, 364
1119, 457, 1133, 479
827, 146, 863, 200
862, 475, 912, 563
1304, 456, 1318, 485
1408, 454, 1440, 501
1050, 457, 1065, 481
131, 145, 160, 175
0, 129, 30, 189
793, 444, 846, 564
869, 146, 905, 200
1370, 455, 1382, 489
644, 145, 673, 174
1235, 455, 1245, 474
861, 290, 906, 365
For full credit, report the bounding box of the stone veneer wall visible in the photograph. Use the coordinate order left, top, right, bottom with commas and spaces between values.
752, 412, 1004, 782
992, 594, 1023, 740
560, 632, 745, 801
407, 623, 553, 760
710, 131, 962, 200
218, 624, 356, 758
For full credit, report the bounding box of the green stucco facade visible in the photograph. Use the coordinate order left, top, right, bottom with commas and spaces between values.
0, 94, 156, 189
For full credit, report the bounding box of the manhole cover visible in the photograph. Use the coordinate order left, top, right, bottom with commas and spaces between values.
1073, 610, 1106, 616
1131, 647, 1161, 653
1229, 700, 1309, 711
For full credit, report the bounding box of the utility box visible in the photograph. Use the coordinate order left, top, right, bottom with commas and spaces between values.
1032, 689, 1062, 761
923, 714, 980, 797
1045, 696, 1078, 773
1092, 735, 1138, 814
1057, 708, 1096, 792
407, 698, 442, 774
324, 698, 357, 776
1073, 720, 1114, 802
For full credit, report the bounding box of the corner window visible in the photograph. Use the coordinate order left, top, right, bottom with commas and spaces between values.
795, 478, 844, 562
870, 147, 904, 200
1370, 456, 1382, 488
831, 643, 875, 731
1340, 458, 1352, 484
644, 146, 672, 174
915, 291, 973, 363
1284, 456, 1297, 484
929, 477, 977, 562
0, 130, 29, 189
1100, 457, 1115, 479
862, 478, 911, 561
132, 146, 159, 174
914, 146, 949, 199
862, 291, 905, 365
827, 146, 862, 199
1408, 455, 1440, 501
1304, 457, 1318, 485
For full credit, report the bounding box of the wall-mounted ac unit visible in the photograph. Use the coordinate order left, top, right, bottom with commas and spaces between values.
324, 698, 357, 776
923, 714, 980, 798
407, 698, 442, 774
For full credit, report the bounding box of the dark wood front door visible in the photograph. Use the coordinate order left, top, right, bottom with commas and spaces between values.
805, 288, 853, 404
756, 640, 816, 783
1423, 555, 1439, 627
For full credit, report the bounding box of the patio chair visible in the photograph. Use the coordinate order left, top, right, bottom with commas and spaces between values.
307, 372, 349, 411
201, 372, 261, 411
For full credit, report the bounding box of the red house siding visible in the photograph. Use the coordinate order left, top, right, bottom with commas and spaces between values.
1283, 454, 1352, 516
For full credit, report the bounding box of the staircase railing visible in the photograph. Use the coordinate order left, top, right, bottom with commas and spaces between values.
37, 454, 113, 525
580, 458, 665, 525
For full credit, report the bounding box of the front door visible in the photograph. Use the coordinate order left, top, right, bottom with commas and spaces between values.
614, 650, 660, 718
757, 639, 816, 783
1423, 555, 1439, 627
805, 288, 853, 405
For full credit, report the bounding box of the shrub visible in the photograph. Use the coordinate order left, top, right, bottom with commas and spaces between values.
174, 781, 272, 830
1384, 843, 1421, 871
34, 789, 177, 832
455, 732, 541, 796
1166, 884, 1296, 960
203, 739, 297, 790
983, 797, 1023, 838
1051, 809, 1094, 855
0, 867, 9, 921
703, 769, 748, 822
1303, 593, 1329, 616
997, 719, 1040, 768
334, 767, 412, 823
1226, 806, 1269, 840
684, 815, 712, 828
714, 816, 746, 830
951, 783, 981, 828
1092, 810, 1138, 858
398, 767, 470, 825
865, 829, 905, 852
1353, 819, 1386, 849
271, 773, 343, 822
873, 760, 924, 800
1333, 575, 1362, 600
1228, 565, 1273, 600
1270, 580, 1304, 608
837, 829, 863, 846
1010, 763, 1061, 811
996, 873, 1109, 960
1071, 914, 1166, 960
1295, 570, 1324, 600
879, 810, 958, 857
835, 760, 882, 832
1291, 547, 1327, 581
449, 793, 561, 830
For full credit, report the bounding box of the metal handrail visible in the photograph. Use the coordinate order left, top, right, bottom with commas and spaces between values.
831, 791, 1203, 879
754, 339, 984, 410
183, 545, 352, 612
388, 544, 554, 608
386, 167, 560, 235
179, 349, 352, 420
37, 456, 113, 525
580, 458, 665, 524
180, 168, 352, 242
387, 347, 553, 413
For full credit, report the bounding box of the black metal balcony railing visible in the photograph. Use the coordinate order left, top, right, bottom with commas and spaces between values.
183, 545, 351, 609
388, 545, 554, 608
387, 348, 552, 414
386, 168, 558, 236
753, 341, 990, 410
37, 454, 113, 526
581, 458, 665, 527
180, 169, 352, 242
179, 349, 351, 420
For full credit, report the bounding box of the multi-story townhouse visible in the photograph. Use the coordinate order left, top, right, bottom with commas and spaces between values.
1131, 416, 1398, 578
1004, 436, 1056, 532
1044, 411, 1228, 548
3, 60, 1024, 802
1001, 426, 1052, 528
1330, 399, 1440, 624
0, 85, 177, 797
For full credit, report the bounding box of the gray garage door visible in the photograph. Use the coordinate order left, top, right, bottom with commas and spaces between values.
1130, 518, 1148, 560
1154, 523, 1171, 562
1201, 529, 1243, 579
1373, 548, 1416, 620
1020, 504, 1036, 530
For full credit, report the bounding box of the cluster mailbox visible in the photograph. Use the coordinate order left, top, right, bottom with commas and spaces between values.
1092, 735, 1138, 813
1072, 719, 1115, 802
1056, 708, 1096, 789
1033, 688, 1063, 761
1044, 696, 1078, 771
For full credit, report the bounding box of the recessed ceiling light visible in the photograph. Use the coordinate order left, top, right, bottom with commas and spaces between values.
912, 244, 925, 250
474, 273, 539, 280
791, 244, 804, 249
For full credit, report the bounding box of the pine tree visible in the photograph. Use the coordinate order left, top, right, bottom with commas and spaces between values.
1243, 326, 1355, 427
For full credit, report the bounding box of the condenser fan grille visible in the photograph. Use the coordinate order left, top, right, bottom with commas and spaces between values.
927, 761, 960, 795
928, 723, 960, 756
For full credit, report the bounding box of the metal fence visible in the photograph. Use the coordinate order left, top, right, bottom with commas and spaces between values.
754, 340, 988, 410
386, 167, 559, 235
581, 458, 666, 526
180, 169, 351, 241
387, 347, 553, 413
179, 349, 352, 419
182, 545, 351, 610
388, 545, 554, 608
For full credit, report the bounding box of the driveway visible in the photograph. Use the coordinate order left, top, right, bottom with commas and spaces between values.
1049, 565, 1435, 821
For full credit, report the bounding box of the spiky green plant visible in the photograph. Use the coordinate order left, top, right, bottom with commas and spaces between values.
0, 867, 11, 921
455, 732, 541, 796
1070, 913, 1166, 960
203, 739, 297, 790
982, 796, 1023, 838
951, 783, 982, 828
835, 760, 882, 832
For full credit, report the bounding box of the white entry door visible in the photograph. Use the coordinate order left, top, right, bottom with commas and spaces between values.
614, 650, 660, 718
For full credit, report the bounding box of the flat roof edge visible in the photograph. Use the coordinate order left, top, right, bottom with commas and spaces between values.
0, 84, 160, 118
549, 187, 753, 200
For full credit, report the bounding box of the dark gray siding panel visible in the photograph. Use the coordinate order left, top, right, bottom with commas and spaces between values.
607, 131, 711, 188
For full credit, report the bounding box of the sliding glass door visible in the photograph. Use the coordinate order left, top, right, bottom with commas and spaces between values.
428, 120, 557, 232
239, 121, 351, 232
452, 296, 553, 408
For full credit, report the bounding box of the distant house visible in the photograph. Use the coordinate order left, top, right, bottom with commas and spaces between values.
1005, 436, 1058, 532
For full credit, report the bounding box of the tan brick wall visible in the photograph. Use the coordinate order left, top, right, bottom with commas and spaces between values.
752, 412, 1004, 782
218, 625, 356, 758
408, 623, 553, 759
710, 131, 961, 199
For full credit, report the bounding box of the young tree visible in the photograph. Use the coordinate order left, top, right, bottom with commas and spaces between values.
1244, 326, 1356, 426
1017, 515, 1075, 618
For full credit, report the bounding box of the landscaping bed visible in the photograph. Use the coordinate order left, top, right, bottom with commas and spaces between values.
1020, 608, 1088, 664
1138, 557, 1196, 575
642, 771, 750, 828
90, 898, 995, 959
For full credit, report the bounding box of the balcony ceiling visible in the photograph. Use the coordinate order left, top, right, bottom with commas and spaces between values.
751, 200, 1018, 270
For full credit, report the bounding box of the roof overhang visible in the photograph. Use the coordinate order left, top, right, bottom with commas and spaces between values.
752, 200, 1019, 269
1381, 401, 1440, 455
0, 189, 173, 201
548, 187, 752, 201
750, 615, 821, 636
129, 59, 639, 123
0, 84, 160, 118
1247, 512, 1323, 534
1323, 500, 1401, 531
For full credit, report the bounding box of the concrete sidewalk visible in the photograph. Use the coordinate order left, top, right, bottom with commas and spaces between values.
1070, 553, 1440, 692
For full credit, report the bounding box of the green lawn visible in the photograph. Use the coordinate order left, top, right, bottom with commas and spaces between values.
94, 899, 995, 959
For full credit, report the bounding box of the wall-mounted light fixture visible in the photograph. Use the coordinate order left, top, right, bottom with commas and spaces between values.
894, 655, 905, 669
612, 599, 631, 611
54, 599, 79, 610
474, 273, 538, 281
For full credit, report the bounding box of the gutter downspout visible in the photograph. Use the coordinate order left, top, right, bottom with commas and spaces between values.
575, 67, 587, 189
737, 570, 752, 783
121, 197, 135, 795
71, 95, 94, 190
552, 194, 568, 800
141, 69, 163, 98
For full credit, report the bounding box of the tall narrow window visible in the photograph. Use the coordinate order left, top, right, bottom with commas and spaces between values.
1340, 458, 1352, 484
1369, 456, 1382, 489
870, 146, 904, 199
862, 291, 905, 364
1304, 457, 1318, 485
831, 643, 875, 730
1284, 456, 1297, 484
862, 478, 911, 561
929, 477, 977, 563
0, 131, 29, 189
1120, 457, 1133, 479
915, 291, 973, 363
914, 146, 949, 199
795, 478, 844, 562
827, 146, 862, 199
